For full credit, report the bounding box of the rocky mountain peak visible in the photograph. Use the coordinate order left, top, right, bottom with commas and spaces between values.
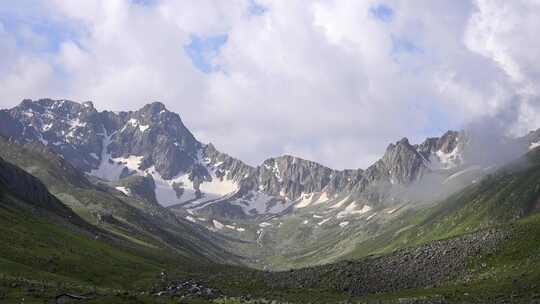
417, 131, 461, 154
384, 137, 420, 158
82, 101, 95, 109
384, 137, 415, 154
201, 143, 255, 183
140, 101, 167, 114
520, 128, 540, 150
256, 154, 336, 200
438, 131, 460, 152
132, 102, 177, 124
415, 130, 465, 170
379, 137, 428, 185
397, 137, 411, 146
32, 98, 96, 115
128, 102, 197, 143
6, 98, 535, 219
0, 99, 104, 171
101, 103, 202, 179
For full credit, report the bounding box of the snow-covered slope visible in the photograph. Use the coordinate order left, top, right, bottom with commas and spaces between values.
2, 98, 538, 220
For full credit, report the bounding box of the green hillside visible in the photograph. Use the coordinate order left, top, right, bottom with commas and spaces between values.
4, 139, 540, 303
345, 148, 540, 259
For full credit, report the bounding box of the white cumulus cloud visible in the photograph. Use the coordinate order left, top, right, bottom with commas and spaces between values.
0, 0, 539, 169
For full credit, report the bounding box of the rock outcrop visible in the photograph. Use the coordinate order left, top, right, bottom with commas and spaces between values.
1, 99, 537, 217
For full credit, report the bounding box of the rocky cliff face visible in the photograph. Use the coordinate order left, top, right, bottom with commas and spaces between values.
0, 99, 104, 172
201, 143, 255, 188
417, 130, 466, 169
0, 100, 223, 205
1, 99, 536, 218
0, 99, 203, 179
378, 137, 428, 185
106, 102, 201, 179
256, 155, 335, 200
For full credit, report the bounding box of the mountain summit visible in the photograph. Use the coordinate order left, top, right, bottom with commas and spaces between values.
2, 99, 538, 220
4, 99, 540, 302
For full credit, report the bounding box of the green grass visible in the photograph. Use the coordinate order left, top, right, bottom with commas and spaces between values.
344, 158, 540, 260
338, 211, 540, 303
4, 139, 540, 303
0, 197, 165, 289
0, 189, 351, 303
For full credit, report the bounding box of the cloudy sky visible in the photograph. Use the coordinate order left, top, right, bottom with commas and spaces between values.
1, 0, 539, 169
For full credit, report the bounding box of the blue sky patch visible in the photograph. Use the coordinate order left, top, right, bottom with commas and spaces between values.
0, 13, 79, 53
131, 0, 158, 6
391, 35, 421, 55
184, 34, 228, 73
369, 4, 393, 22
248, 0, 267, 16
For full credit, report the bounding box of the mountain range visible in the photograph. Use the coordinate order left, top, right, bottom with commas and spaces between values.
4, 99, 538, 213
3, 98, 540, 303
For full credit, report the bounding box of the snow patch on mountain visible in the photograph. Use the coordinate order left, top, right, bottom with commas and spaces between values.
330, 195, 350, 209
67, 118, 86, 130
530, 141, 540, 150
264, 161, 282, 182
366, 213, 377, 221
336, 203, 372, 218
317, 218, 331, 226
90, 134, 240, 207
92, 154, 144, 181
91, 132, 141, 180
115, 186, 131, 196
93, 147, 199, 206
313, 192, 329, 205
430, 146, 462, 169
295, 193, 314, 208
212, 220, 224, 230
139, 124, 150, 132
386, 208, 398, 214
22, 109, 34, 118
150, 169, 199, 207
339, 221, 349, 227
199, 173, 239, 197
42, 123, 53, 131
213, 190, 294, 215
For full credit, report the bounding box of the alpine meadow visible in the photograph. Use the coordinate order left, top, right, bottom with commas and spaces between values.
1, 1, 540, 303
